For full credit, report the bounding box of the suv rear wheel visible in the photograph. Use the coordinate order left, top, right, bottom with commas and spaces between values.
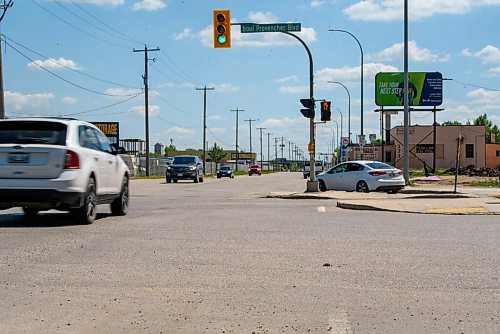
72, 178, 97, 225
110, 176, 129, 216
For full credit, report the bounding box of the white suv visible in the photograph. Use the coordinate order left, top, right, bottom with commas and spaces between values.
0, 118, 130, 224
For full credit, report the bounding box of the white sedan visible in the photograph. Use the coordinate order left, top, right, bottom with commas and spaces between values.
317, 160, 405, 193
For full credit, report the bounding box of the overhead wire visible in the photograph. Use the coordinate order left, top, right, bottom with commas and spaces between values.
69, 0, 144, 46
30, 0, 131, 49
4, 35, 141, 90
2, 36, 142, 97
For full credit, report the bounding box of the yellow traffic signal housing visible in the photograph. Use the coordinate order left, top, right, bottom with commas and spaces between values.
213, 9, 231, 48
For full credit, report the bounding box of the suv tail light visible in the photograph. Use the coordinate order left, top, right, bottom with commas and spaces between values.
369, 171, 387, 176
64, 149, 80, 169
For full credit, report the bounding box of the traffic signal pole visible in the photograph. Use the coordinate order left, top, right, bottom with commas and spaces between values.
282, 32, 318, 192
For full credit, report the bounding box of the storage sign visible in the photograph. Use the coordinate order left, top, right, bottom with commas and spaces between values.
91, 122, 119, 145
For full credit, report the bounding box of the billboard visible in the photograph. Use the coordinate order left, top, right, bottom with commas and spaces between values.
91, 122, 119, 146
375, 72, 442, 107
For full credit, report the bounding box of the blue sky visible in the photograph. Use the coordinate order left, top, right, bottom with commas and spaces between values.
2, 0, 500, 157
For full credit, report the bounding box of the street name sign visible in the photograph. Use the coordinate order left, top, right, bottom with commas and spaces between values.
240, 23, 301, 33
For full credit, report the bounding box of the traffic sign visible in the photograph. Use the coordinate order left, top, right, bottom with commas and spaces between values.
240, 23, 301, 33
342, 137, 349, 147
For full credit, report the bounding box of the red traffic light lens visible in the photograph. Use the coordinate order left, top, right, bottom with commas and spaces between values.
217, 13, 226, 22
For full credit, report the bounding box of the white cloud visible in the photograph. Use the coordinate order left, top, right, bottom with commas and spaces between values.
70, 0, 124, 6
343, 0, 500, 21
259, 116, 302, 129
466, 88, 500, 104
175, 28, 193, 41
462, 45, 500, 63
27, 58, 81, 70
199, 11, 317, 47
487, 66, 500, 76
214, 83, 239, 93
310, 1, 326, 8
275, 75, 299, 83
129, 104, 160, 117
247, 11, 278, 23
60, 96, 78, 105
165, 126, 196, 137
369, 40, 449, 63
132, 0, 166, 11
279, 85, 309, 94
105, 88, 143, 97
5, 91, 54, 110
315, 62, 399, 88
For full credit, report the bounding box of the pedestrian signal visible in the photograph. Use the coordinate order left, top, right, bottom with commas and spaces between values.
320, 101, 331, 122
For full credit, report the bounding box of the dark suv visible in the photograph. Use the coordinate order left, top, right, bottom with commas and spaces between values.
166, 155, 204, 183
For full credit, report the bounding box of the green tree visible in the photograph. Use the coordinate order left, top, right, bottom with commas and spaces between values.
473, 113, 499, 143
164, 144, 176, 157
442, 120, 462, 126
208, 142, 226, 170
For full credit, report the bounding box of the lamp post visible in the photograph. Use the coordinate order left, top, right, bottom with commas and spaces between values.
328, 29, 364, 138
328, 81, 350, 143
334, 107, 343, 142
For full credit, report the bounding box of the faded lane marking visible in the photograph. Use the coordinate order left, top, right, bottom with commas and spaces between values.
328, 311, 353, 333
426, 207, 486, 213
318, 206, 326, 213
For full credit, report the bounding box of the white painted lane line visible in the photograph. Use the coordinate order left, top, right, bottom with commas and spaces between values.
317, 206, 326, 213
328, 311, 353, 333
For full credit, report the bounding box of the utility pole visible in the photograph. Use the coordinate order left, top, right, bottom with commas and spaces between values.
245, 118, 258, 163
257, 127, 266, 168
280, 137, 285, 167
133, 45, 160, 177
231, 108, 244, 171
196, 86, 214, 173
0, 0, 14, 120
267, 132, 272, 168
274, 137, 279, 170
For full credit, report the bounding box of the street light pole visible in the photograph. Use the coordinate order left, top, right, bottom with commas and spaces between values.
328, 29, 364, 138
328, 81, 350, 143
231, 108, 244, 171
245, 118, 258, 163
257, 127, 266, 168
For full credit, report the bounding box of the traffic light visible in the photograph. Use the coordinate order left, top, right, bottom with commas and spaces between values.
300, 98, 315, 118
213, 10, 231, 48
320, 100, 331, 121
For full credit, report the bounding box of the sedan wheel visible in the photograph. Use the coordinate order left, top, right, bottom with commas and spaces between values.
356, 180, 370, 193
318, 180, 327, 192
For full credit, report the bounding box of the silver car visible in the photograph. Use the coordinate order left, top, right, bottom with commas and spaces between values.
317, 160, 405, 193
0, 118, 130, 224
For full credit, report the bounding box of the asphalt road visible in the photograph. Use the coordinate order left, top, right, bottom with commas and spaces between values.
0, 172, 498, 333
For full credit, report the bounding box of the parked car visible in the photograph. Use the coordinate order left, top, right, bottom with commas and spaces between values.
303, 160, 324, 179
217, 165, 234, 178
316, 160, 405, 193
248, 164, 262, 176
166, 155, 204, 183
0, 117, 130, 224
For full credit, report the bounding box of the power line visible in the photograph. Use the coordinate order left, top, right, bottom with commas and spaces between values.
2, 36, 139, 97
3, 35, 141, 90
62, 91, 144, 117
69, 0, 144, 46
30, 0, 130, 49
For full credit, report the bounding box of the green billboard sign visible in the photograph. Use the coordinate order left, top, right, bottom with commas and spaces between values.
375, 72, 442, 107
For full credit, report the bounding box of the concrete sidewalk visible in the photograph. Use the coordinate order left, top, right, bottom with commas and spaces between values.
267, 186, 500, 215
